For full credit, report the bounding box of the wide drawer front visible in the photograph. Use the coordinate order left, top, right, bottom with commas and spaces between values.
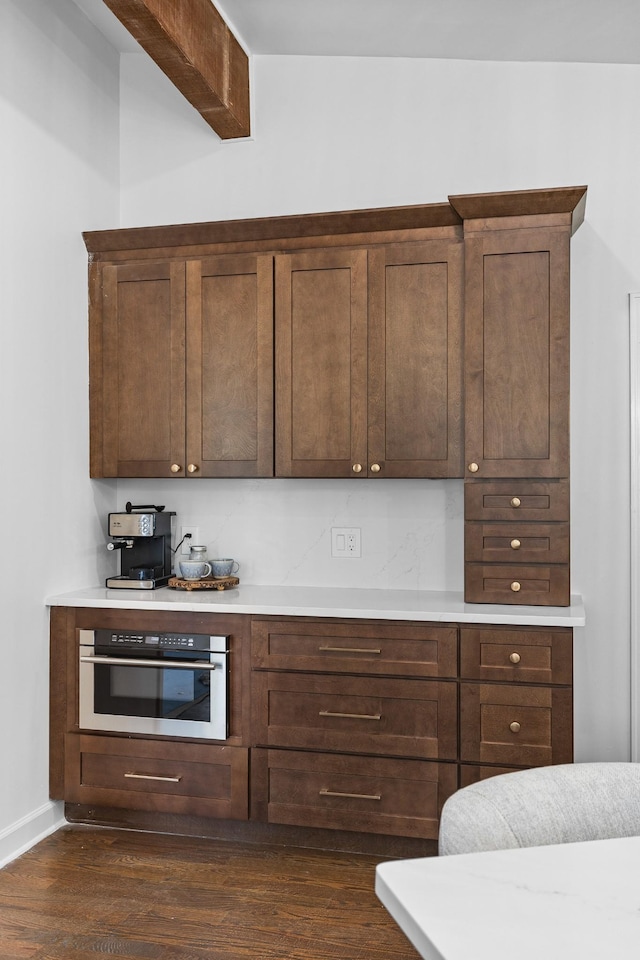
251, 748, 458, 839
460, 683, 573, 767
252, 673, 457, 759
460, 627, 573, 684
464, 563, 570, 606
65, 734, 249, 819
251, 619, 457, 677
465, 521, 569, 564
465, 480, 569, 522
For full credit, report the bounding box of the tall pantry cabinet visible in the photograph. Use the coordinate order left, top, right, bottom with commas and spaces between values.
451, 187, 587, 606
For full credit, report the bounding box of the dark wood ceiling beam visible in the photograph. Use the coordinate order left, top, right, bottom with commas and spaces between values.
102, 0, 250, 139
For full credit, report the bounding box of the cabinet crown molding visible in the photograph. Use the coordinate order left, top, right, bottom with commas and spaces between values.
449, 185, 587, 235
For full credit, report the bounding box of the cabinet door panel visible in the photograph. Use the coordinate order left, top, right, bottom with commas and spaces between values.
460, 626, 572, 685
186, 255, 274, 477
276, 248, 367, 477
368, 241, 463, 477
465, 562, 570, 606
251, 748, 457, 839
465, 227, 570, 478
464, 521, 569, 564
65, 734, 249, 819
251, 619, 458, 678
460, 682, 573, 767
99, 261, 186, 477
465, 480, 569, 521
252, 673, 457, 759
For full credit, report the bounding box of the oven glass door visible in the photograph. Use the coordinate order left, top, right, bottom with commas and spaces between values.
79, 644, 228, 739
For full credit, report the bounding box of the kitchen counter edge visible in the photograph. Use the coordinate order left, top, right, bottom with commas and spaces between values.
45, 585, 586, 627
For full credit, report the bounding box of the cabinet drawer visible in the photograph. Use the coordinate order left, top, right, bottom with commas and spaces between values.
251, 619, 457, 677
465, 480, 569, 522
465, 522, 569, 564
459, 764, 523, 788
460, 683, 573, 768
465, 562, 570, 606
251, 748, 457, 839
65, 734, 249, 819
252, 673, 457, 759
460, 627, 572, 684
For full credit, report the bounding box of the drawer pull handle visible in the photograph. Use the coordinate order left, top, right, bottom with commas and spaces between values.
468, 462, 479, 473
318, 645, 382, 654
510, 497, 521, 508
170, 463, 182, 473
124, 772, 182, 783
510, 538, 521, 550
510, 581, 521, 592
509, 721, 521, 734
319, 710, 381, 721
509, 652, 521, 664
352, 463, 363, 473
319, 788, 381, 801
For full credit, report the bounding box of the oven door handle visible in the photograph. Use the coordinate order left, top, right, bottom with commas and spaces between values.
80, 655, 218, 670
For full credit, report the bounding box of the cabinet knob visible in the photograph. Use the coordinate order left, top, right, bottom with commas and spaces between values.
370, 463, 381, 473
509, 721, 521, 734
352, 463, 363, 474
510, 581, 521, 592
510, 539, 521, 550
510, 497, 521, 508
509, 652, 521, 664
170, 463, 182, 474
187, 463, 199, 474
468, 462, 479, 473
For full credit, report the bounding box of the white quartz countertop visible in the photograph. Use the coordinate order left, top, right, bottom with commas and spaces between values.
45, 584, 585, 626
375, 835, 640, 960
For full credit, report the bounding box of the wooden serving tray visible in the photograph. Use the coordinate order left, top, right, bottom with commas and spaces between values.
168, 576, 240, 591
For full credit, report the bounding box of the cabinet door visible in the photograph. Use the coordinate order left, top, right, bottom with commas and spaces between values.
275, 248, 368, 477
96, 261, 186, 477
368, 241, 463, 477
464, 227, 570, 478
186, 255, 274, 477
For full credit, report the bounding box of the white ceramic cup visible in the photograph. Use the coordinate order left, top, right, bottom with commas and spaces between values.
211, 559, 239, 579
179, 559, 212, 580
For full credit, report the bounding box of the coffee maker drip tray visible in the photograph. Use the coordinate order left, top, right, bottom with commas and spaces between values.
106, 574, 169, 590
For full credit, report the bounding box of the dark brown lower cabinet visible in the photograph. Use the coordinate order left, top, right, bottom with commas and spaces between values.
65, 734, 249, 819
51, 609, 574, 847
251, 749, 457, 839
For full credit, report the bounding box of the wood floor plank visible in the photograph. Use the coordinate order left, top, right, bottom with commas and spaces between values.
0, 826, 419, 960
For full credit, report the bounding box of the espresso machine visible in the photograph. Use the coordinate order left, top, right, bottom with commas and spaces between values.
106, 503, 176, 589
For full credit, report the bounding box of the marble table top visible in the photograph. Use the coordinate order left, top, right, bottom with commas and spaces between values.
375, 835, 640, 960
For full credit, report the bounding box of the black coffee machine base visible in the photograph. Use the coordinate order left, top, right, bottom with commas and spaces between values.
106, 575, 171, 590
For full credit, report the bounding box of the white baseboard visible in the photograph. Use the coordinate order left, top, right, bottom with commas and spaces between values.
0, 800, 65, 869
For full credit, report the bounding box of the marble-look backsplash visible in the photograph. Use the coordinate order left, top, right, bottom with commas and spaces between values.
107, 478, 464, 591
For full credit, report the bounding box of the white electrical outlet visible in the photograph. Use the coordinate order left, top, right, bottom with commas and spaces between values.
180, 526, 200, 555
331, 527, 361, 558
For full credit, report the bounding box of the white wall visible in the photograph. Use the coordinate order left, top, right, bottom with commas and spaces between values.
6, 2, 632, 870
0, 0, 119, 863
116, 53, 640, 764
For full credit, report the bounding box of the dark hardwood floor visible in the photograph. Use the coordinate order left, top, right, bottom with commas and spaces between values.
0, 825, 420, 959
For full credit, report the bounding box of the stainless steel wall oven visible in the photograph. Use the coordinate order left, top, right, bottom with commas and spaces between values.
79, 629, 229, 740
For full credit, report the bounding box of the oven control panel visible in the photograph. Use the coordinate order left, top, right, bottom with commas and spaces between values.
90, 629, 228, 653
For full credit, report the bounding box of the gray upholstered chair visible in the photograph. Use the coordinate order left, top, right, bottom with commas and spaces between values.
438, 762, 640, 856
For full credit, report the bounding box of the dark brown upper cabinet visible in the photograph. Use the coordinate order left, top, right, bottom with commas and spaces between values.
451, 187, 587, 480
275, 238, 464, 478
89, 253, 273, 478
